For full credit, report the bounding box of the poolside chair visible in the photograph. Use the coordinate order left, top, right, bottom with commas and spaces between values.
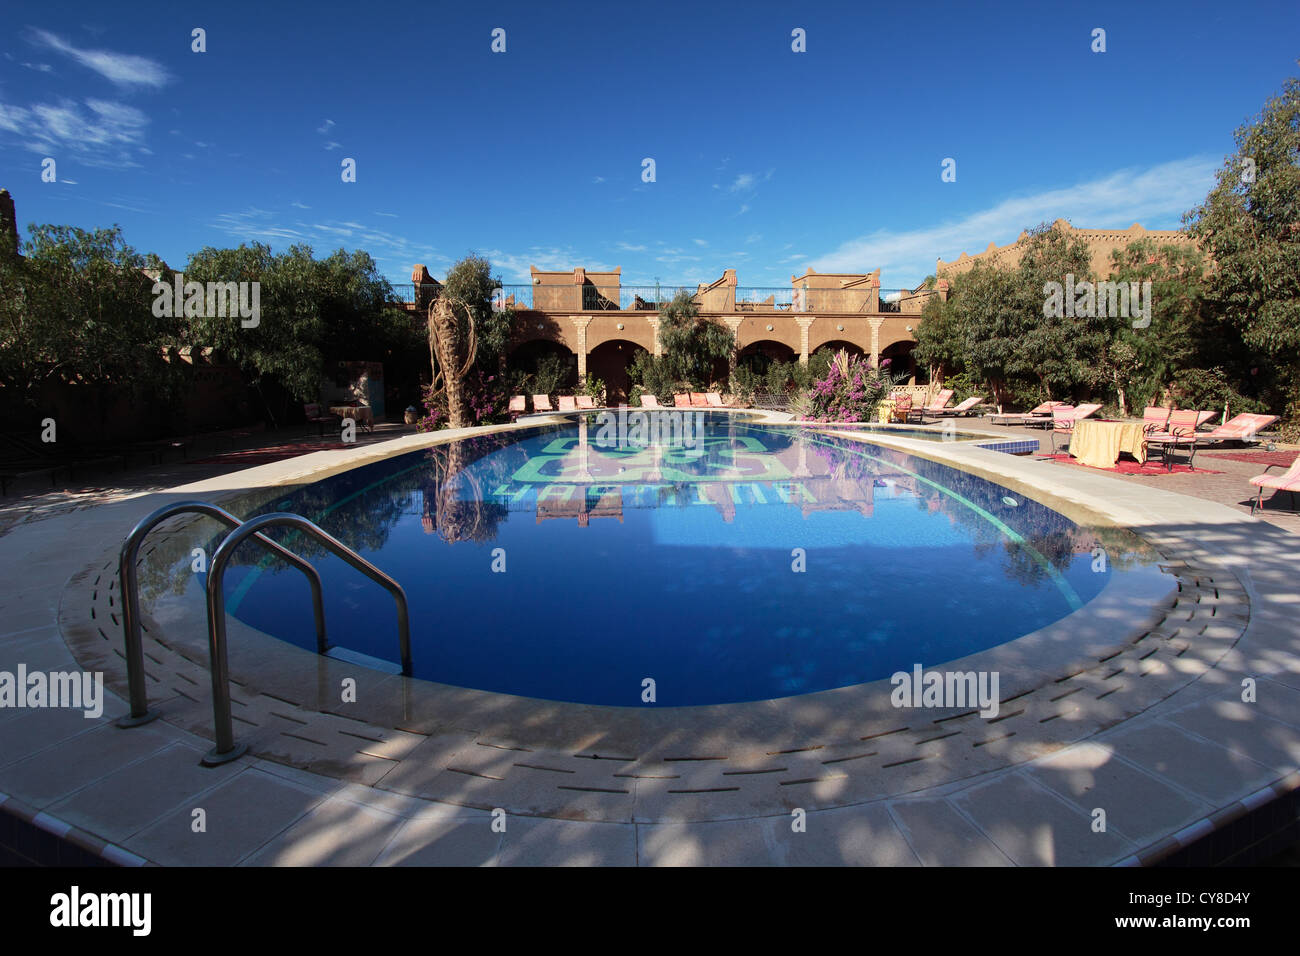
989, 401, 1063, 426
1024, 403, 1071, 429
304, 402, 339, 437
1048, 404, 1102, 453
558, 395, 577, 411
889, 393, 913, 423
1141, 406, 1172, 435
1145, 409, 1204, 470
641, 394, 661, 408
690, 392, 709, 407
932, 395, 984, 417
1195, 413, 1278, 447
575, 395, 596, 409
507, 395, 527, 419
532, 394, 554, 413
1249, 456, 1300, 515
673, 393, 691, 407
705, 392, 726, 408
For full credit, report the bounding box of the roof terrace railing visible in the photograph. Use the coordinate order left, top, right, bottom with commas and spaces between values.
391, 282, 939, 314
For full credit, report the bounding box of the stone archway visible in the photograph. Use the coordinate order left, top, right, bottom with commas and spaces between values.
587, 339, 647, 405
880, 340, 919, 383
812, 340, 865, 359
508, 339, 578, 392
737, 340, 797, 373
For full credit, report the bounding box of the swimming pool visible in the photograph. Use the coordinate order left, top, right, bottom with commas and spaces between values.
211, 412, 1168, 707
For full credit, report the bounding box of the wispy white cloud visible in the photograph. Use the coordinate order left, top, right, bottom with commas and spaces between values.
729, 173, 756, 192
616, 242, 647, 252
290, 201, 310, 209
317, 119, 335, 134
210, 207, 448, 278
692, 238, 708, 247
0, 96, 150, 167
323, 141, 341, 151
30, 29, 171, 88
809, 156, 1219, 287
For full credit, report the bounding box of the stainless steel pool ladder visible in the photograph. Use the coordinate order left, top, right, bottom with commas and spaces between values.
116, 502, 412, 766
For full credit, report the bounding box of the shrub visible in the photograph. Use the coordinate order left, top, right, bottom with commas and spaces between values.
803, 350, 893, 422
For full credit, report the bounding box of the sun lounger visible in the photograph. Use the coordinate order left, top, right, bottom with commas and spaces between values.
640, 394, 661, 408
1250, 456, 1300, 515
705, 392, 726, 407
914, 389, 954, 421
673, 393, 691, 407
575, 395, 596, 409
508, 395, 527, 419
989, 401, 1065, 426
689, 393, 709, 407
558, 396, 577, 411
1195, 413, 1278, 446
532, 394, 554, 413
932, 395, 984, 417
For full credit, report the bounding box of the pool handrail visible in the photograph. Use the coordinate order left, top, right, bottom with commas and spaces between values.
116, 500, 327, 728
202, 512, 412, 765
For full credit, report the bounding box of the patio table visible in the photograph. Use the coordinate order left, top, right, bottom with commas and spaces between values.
1068, 419, 1147, 468
329, 405, 374, 432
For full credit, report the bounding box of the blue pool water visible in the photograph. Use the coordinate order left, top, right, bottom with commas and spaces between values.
212, 412, 1167, 707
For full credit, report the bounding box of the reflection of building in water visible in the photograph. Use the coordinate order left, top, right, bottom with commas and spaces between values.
796, 475, 875, 519
536, 485, 624, 526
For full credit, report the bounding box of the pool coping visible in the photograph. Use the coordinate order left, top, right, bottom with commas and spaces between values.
4, 414, 1300, 865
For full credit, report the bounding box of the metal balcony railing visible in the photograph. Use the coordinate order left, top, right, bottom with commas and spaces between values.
391, 282, 942, 314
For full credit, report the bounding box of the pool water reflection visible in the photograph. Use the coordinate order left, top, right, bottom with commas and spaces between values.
212, 413, 1168, 706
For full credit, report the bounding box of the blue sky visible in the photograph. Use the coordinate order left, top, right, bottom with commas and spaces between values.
1, 0, 1297, 292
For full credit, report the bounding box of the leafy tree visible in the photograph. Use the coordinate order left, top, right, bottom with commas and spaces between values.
912, 293, 964, 382
655, 291, 734, 388
181, 243, 413, 423
1185, 68, 1300, 432
0, 223, 180, 407
1097, 238, 1214, 414
1013, 223, 1100, 399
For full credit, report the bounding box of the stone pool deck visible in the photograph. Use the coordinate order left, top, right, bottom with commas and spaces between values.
1, 415, 1298, 865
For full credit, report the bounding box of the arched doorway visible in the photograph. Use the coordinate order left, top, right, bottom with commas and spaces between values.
737, 340, 797, 373
508, 340, 578, 393
812, 340, 865, 360
880, 341, 919, 383
587, 340, 647, 405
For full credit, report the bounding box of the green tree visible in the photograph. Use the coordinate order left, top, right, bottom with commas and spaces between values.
182, 242, 413, 423
0, 223, 180, 405
1185, 69, 1300, 432
912, 293, 964, 382
655, 291, 734, 388
1013, 222, 1101, 400
1098, 238, 1214, 414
